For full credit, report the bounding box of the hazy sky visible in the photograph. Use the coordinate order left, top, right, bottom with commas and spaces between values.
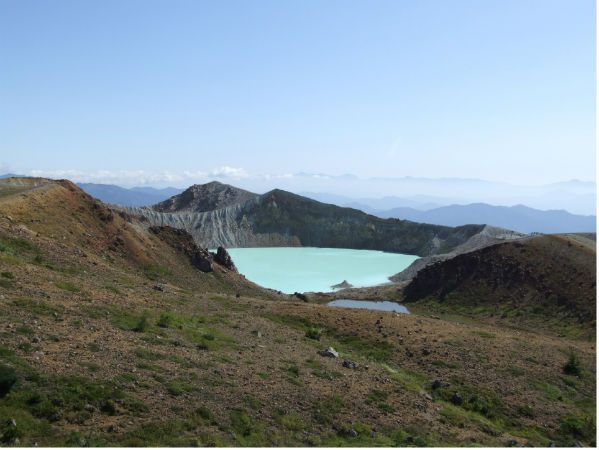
0, 0, 595, 187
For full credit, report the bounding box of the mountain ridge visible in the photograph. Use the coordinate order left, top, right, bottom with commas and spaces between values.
114, 183, 509, 257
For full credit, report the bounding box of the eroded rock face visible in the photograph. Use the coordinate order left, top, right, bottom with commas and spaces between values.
149, 225, 214, 273
213, 246, 237, 272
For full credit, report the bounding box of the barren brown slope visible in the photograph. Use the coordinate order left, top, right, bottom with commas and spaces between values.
0, 178, 595, 447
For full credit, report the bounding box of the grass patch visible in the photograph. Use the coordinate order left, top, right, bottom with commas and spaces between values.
104, 284, 122, 295
143, 264, 171, 281
274, 411, 306, 431
389, 368, 429, 393
432, 359, 461, 369
434, 381, 505, 419
558, 412, 596, 444
77, 361, 100, 372
335, 335, 393, 362
111, 309, 152, 333
166, 381, 194, 396
473, 330, 496, 339
10, 298, 61, 316
313, 394, 344, 425
531, 379, 563, 402
54, 281, 79, 292
134, 348, 165, 361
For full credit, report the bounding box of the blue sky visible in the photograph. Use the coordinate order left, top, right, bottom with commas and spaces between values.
0, 0, 595, 188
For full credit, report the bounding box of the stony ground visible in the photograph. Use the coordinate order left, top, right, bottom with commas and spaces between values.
0, 178, 595, 447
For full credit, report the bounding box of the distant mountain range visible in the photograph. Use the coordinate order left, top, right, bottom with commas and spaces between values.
302, 193, 596, 234
2, 175, 594, 234
76, 183, 183, 206
373, 204, 595, 234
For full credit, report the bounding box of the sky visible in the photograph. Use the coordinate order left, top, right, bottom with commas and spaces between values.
0, 0, 596, 191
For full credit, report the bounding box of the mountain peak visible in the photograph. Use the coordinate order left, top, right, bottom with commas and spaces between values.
152, 181, 258, 213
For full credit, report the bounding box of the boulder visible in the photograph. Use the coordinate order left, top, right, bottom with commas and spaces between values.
342, 360, 359, 369
191, 249, 213, 273
452, 392, 463, 405
319, 347, 339, 358
294, 292, 308, 302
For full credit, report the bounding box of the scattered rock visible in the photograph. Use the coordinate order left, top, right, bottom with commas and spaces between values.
8, 418, 16, 427
451, 392, 463, 406
108, 424, 119, 433
432, 380, 442, 389
153, 283, 165, 292
422, 348, 431, 356
252, 330, 262, 338
370, 431, 376, 438
173, 341, 182, 347
84, 404, 95, 412
32, 336, 41, 343
349, 428, 358, 437
342, 360, 359, 369
319, 347, 339, 358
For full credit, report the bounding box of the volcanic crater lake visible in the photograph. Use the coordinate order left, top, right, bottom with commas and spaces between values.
226, 247, 419, 294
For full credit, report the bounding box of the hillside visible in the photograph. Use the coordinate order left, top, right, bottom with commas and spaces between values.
402, 234, 596, 339
115, 183, 516, 257
0, 177, 595, 447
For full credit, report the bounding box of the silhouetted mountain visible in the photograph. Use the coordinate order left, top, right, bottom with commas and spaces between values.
375, 203, 596, 234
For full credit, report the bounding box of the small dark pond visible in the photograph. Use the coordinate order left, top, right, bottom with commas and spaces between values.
327, 299, 410, 314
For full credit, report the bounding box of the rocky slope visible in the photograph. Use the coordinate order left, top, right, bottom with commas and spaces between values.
116, 185, 494, 257
0, 177, 595, 447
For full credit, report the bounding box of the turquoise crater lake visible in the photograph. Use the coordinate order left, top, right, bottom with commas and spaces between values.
226, 247, 419, 294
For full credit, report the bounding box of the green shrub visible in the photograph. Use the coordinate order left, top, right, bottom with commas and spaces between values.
101, 399, 118, 415
305, 327, 323, 340
133, 315, 149, 333
1, 271, 14, 278
0, 421, 23, 444
157, 312, 175, 328
230, 409, 252, 436
196, 406, 213, 422
0, 364, 18, 397
563, 353, 582, 376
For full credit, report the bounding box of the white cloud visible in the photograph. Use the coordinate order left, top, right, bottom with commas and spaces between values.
21, 167, 253, 187
209, 166, 250, 179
